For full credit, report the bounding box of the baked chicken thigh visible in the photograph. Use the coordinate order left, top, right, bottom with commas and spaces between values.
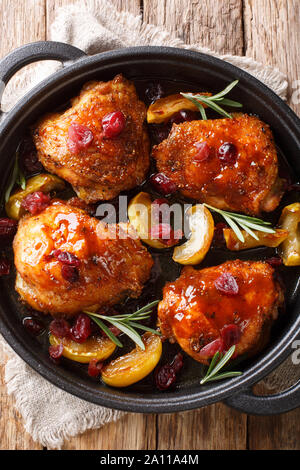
152, 114, 283, 215
158, 260, 283, 364
33, 75, 149, 203
14, 200, 153, 317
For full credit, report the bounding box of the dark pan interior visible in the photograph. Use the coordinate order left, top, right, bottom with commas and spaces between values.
0, 47, 300, 412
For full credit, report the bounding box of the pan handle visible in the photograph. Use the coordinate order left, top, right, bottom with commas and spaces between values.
0, 41, 86, 112
225, 379, 300, 415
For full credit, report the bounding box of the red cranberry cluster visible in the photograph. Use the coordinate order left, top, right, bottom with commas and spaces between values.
214, 272, 239, 295
49, 250, 80, 283
67, 122, 94, 153
21, 191, 51, 215
155, 352, 184, 391
198, 324, 241, 359
48, 313, 92, 361
150, 173, 177, 196
102, 111, 126, 138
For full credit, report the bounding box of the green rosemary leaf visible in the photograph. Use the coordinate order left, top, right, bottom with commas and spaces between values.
192, 94, 233, 119
215, 98, 243, 108
205, 351, 221, 377
5, 144, 26, 202
237, 221, 259, 241
200, 345, 241, 385
181, 93, 208, 119
108, 318, 145, 350
87, 315, 123, 348
128, 322, 161, 336
129, 300, 159, 316
222, 214, 245, 243
202, 371, 242, 383
237, 220, 276, 233
211, 80, 239, 100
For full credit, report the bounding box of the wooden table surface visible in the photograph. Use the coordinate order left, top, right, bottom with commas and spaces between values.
0, 0, 299, 450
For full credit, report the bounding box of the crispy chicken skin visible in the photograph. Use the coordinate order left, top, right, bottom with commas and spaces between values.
33, 75, 149, 203
13, 200, 153, 317
158, 260, 283, 364
152, 114, 283, 215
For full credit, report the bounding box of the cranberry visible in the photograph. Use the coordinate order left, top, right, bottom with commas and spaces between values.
145, 82, 164, 104
49, 342, 64, 360
0, 258, 10, 276
169, 109, 198, 124
265, 256, 283, 267
198, 338, 224, 359
61, 264, 79, 283
155, 364, 176, 391
107, 325, 121, 337
53, 250, 80, 267
70, 313, 91, 343
49, 318, 71, 338
149, 124, 171, 144
193, 141, 211, 162
151, 198, 169, 224
20, 138, 43, 175
150, 223, 182, 247
150, 173, 177, 195
221, 324, 241, 350
212, 222, 227, 248
102, 111, 126, 138
214, 272, 239, 295
218, 142, 238, 165
88, 359, 104, 377
0, 218, 18, 244
21, 191, 51, 215
67, 122, 93, 153
170, 352, 184, 374
23, 317, 45, 336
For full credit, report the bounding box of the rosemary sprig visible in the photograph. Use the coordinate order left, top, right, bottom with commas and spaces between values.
4, 143, 26, 203
181, 80, 242, 120
200, 345, 242, 385
203, 203, 276, 243
84, 300, 161, 351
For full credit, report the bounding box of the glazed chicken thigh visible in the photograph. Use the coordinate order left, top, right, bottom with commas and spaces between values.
33, 75, 149, 203
158, 260, 283, 364
152, 114, 283, 215
13, 200, 153, 317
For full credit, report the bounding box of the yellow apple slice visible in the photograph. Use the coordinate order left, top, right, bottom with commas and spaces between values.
173, 204, 214, 265
101, 333, 162, 388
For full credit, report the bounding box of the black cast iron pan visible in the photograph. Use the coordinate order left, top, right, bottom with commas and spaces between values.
0, 41, 299, 415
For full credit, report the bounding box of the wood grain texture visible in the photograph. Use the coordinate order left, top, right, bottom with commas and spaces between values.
157, 404, 247, 450
244, 0, 300, 113
143, 0, 244, 54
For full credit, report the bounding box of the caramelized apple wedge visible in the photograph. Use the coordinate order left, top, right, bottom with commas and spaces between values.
101, 333, 162, 387
223, 227, 289, 251
147, 93, 210, 124
128, 191, 177, 249
6, 173, 65, 220
279, 202, 300, 266
173, 204, 214, 265
49, 334, 116, 363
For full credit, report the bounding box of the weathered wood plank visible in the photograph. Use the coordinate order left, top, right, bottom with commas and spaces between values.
143, 0, 244, 54
244, 0, 300, 113
157, 404, 247, 450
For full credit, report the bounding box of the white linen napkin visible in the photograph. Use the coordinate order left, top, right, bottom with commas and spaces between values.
0, 0, 298, 450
